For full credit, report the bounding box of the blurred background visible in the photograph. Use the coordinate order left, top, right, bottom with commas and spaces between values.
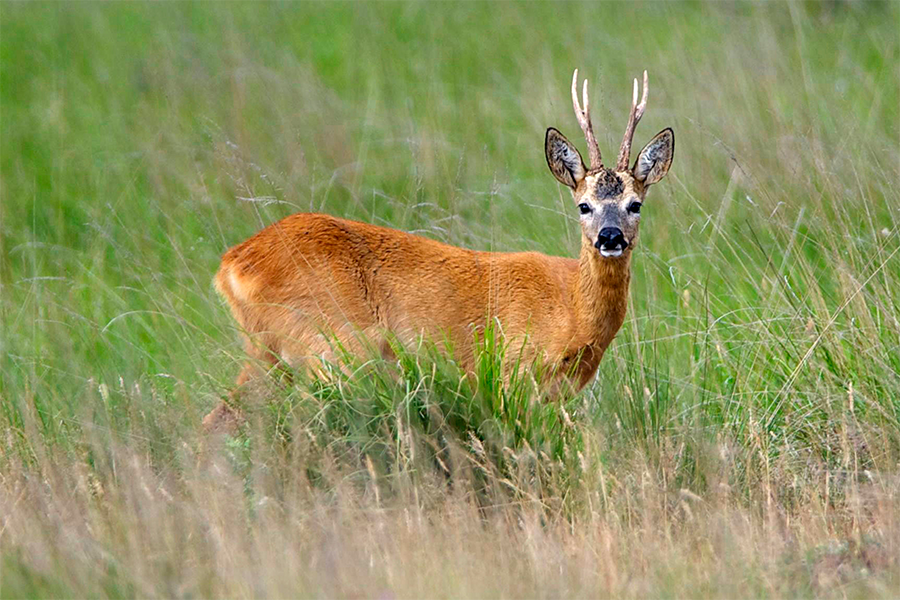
4, 0, 897, 407
4, 0, 897, 437
1, 2, 898, 596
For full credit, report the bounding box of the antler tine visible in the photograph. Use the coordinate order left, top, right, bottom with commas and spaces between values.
571, 69, 602, 169
616, 70, 649, 171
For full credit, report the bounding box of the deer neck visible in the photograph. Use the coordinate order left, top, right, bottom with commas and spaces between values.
571, 235, 631, 349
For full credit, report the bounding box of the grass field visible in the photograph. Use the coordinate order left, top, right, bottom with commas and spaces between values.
2, 2, 899, 597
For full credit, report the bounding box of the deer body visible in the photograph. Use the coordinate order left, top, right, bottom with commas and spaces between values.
216, 212, 631, 389
205, 69, 673, 430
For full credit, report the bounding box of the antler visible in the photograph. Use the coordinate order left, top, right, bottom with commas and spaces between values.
616, 70, 649, 171
571, 69, 602, 170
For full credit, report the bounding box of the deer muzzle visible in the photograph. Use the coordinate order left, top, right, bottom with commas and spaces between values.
596, 227, 628, 258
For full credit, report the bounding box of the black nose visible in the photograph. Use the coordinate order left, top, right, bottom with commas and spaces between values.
595, 227, 628, 250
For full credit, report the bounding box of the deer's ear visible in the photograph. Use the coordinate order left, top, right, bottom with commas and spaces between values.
633, 128, 674, 186
545, 128, 586, 189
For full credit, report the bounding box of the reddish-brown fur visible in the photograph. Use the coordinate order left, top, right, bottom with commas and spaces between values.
203, 69, 673, 431
215, 212, 629, 383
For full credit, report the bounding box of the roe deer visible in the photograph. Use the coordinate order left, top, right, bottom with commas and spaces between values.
203, 69, 674, 431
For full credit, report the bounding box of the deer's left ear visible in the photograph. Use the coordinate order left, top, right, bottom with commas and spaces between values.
633, 128, 674, 186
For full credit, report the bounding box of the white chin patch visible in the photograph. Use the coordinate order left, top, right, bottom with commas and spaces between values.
599, 247, 624, 258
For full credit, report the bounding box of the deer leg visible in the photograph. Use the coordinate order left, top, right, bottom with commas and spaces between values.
202, 338, 282, 434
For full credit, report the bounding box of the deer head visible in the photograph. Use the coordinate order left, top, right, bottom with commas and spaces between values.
545, 70, 674, 258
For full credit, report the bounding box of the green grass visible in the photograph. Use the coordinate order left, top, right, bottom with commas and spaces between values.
2, 2, 899, 597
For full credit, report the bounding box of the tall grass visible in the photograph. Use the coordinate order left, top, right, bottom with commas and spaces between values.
1, 2, 899, 597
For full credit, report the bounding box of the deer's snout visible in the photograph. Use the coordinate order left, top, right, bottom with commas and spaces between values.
595, 227, 628, 257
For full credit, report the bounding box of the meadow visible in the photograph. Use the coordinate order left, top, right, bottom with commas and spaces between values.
1, 2, 899, 597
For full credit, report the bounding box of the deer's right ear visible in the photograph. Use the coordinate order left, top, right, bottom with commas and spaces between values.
545, 128, 586, 189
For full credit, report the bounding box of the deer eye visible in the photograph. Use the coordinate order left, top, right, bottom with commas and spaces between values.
627, 201, 642, 214
578, 203, 592, 215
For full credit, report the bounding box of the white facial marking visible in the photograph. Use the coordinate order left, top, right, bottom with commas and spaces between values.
599, 248, 623, 258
